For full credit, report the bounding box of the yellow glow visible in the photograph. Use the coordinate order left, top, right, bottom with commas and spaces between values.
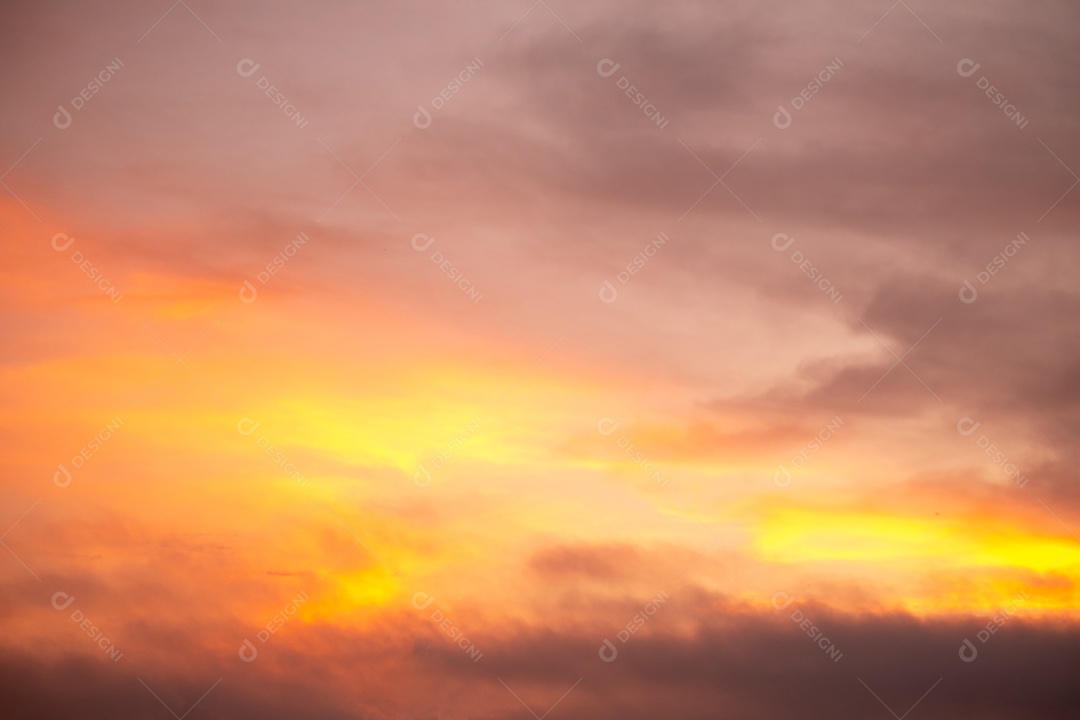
302, 568, 401, 623
754, 505, 1080, 575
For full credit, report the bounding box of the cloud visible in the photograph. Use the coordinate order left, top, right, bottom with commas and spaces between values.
3, 595, 1080, 719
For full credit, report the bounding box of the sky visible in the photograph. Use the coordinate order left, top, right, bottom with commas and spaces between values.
2, 0, 1080, 718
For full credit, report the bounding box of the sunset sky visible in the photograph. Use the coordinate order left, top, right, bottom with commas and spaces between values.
2, 1, 1080, 718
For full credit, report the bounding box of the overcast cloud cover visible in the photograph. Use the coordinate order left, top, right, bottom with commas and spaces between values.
1, 1, 1079, 718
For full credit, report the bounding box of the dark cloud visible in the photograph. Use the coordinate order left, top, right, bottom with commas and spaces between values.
3, 598, 1080, 719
